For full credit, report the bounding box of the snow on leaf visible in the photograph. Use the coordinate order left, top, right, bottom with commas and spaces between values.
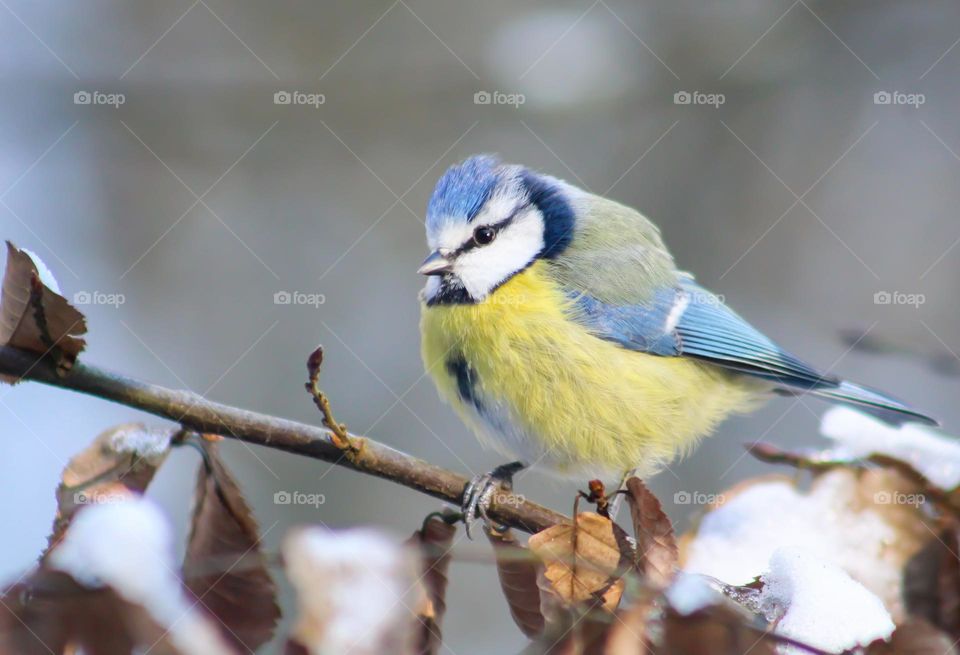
665, 572, 723, 616
183, 439, 279, 653
0, 241, 86, 381
681, 468, 934, 622
759, 547, 894, 652
47, 423, 173, 555
485, 525, 545, 638
45, 497, 237, 655
624, 477, 677, 588
283, 527, 421, 655
821, 406, 960, 491
528, 512, 632, 616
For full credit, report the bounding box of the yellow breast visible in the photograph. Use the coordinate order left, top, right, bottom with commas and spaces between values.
420, 261, 763, 477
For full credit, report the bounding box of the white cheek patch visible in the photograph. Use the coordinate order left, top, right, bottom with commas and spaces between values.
454, 210, 544, 300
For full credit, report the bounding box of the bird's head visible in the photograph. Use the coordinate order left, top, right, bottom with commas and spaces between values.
420, 155, 576, 305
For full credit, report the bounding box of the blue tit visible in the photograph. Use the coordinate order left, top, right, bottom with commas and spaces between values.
418, 154, 936, 529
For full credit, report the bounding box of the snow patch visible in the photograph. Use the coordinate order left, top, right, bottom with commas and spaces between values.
22, 247, 60, 294
821, 406, 960, 490
284, 527, 421, 655
107, 425, 172, 461
665, 572, 719, 615
760, 548, 894, 652
48, 498, 234, 655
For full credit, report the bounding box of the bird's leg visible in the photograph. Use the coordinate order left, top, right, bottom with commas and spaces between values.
461, 461, 526, 538
606, 468, 637, 520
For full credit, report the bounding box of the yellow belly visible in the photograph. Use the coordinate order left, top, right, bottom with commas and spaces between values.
420, 261, 765, 477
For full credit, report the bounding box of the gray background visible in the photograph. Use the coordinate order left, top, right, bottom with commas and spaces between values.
3, 1, 960, 652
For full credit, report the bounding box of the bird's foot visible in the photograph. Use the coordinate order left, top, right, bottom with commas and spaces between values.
461, 461, 525, 538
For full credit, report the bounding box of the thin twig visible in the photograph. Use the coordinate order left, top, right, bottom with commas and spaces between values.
0, 345, 567, 535
304, 345, 355, 452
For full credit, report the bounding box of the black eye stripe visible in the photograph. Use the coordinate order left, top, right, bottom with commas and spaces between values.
453, 203, 532, 256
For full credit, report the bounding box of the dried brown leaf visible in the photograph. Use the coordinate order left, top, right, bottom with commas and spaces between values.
903, 525, 960, 639
624, 478, 677, 587
183, 440, 279, 653
659, 605, 777, 655
0, 567, 236, 655
529, 598, 775, 655
46, 423, 172, 555
0, 241, 86, 381
865, 618, 959, 655
407, 515, 457, 655
1, 571, 158, 655
528, 512, 632, 616
486, 526, 545, 638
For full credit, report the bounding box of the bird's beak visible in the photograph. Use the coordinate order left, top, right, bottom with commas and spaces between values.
418, 250, 453, 276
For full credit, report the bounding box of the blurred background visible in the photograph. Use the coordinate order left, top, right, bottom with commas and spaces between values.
3, 0, 960, 651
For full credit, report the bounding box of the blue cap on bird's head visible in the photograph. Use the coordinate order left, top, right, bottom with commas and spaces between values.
426, 154, 503, 236
420, 155, 576, 304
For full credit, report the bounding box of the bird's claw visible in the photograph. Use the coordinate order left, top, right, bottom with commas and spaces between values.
460, 461, 525, 539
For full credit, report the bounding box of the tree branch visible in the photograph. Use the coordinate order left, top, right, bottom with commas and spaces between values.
0, 345, 567, 534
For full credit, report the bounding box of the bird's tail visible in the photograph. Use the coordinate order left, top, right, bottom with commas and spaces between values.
803, 380, 939, 427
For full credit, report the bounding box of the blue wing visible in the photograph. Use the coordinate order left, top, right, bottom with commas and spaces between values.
570, 276, 937, 425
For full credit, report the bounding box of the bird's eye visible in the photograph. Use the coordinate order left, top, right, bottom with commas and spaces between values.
473, 226, 496, 246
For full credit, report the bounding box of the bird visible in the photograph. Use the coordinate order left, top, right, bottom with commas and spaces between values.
418, 154, 937, 533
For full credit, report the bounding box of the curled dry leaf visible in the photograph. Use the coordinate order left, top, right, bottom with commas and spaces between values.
47, 423, 173, 554
865, 619, 959, 655
0, 571, 179, 655
528, 512, 633, 617
658, 605, 777, 655
903, 525, 960, 639
0, 241, 86, 381
624, 478, 677, 588
407, 514, 457, 655
183, 439, 280, 653
486, 525, 545, 639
